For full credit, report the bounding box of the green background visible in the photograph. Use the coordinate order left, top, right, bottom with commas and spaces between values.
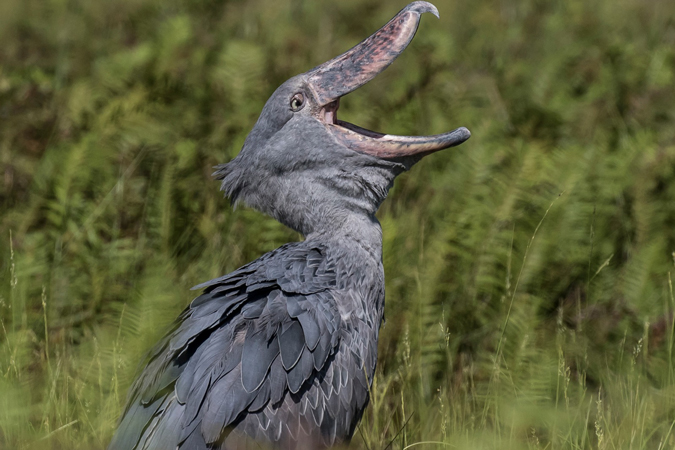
1, 0, 675, 448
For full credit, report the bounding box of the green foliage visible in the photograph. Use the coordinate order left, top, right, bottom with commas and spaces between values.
1, 0, 675, 448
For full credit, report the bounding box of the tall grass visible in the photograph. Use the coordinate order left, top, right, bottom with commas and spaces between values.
1, 0, 675, 448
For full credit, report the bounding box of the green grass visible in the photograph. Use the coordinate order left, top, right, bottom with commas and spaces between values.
1, 0, 675, 448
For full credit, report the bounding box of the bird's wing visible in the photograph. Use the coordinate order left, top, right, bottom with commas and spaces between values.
108, 242, 346, 450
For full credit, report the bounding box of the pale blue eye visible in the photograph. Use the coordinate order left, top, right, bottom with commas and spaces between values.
290, 93, 304, 111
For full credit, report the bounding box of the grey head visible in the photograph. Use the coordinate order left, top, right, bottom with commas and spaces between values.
215, 1, 470, 237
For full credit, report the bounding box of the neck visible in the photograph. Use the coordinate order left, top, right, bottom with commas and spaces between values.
306, 212, 383, 258
221, 155, 410, 252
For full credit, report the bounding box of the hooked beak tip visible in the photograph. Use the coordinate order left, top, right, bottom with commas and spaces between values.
406, 1, 440, 19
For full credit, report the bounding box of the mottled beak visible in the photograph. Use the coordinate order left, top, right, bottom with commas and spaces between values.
305, 1, 470, 160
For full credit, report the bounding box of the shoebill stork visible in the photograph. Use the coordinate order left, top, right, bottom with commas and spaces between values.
108, 2, 470, 449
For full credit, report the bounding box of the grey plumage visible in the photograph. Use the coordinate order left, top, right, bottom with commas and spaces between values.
108, 2, 470, 449
111, 242, 380, 449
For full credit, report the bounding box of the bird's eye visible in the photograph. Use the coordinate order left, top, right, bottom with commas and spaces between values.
290, 93, 305, 111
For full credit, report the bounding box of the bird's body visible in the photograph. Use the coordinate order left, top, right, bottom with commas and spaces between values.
109, 2, 470, 449
111, 235, 384, 449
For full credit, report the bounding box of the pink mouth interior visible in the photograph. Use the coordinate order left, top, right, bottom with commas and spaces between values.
321, 99, 340, 124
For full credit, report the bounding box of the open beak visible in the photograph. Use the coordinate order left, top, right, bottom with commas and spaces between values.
305, 1, 470, 160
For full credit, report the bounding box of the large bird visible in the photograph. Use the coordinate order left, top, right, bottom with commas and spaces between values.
108, 2, 470, 449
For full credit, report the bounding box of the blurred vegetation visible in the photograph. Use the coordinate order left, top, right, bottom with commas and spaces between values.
1, 0, 675, 448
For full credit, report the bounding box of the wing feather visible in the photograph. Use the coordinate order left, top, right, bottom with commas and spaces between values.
278, 320, 305, 370
241, 324, 281, 393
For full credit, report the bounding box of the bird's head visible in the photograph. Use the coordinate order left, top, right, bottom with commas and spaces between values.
215, 2, 470, 237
